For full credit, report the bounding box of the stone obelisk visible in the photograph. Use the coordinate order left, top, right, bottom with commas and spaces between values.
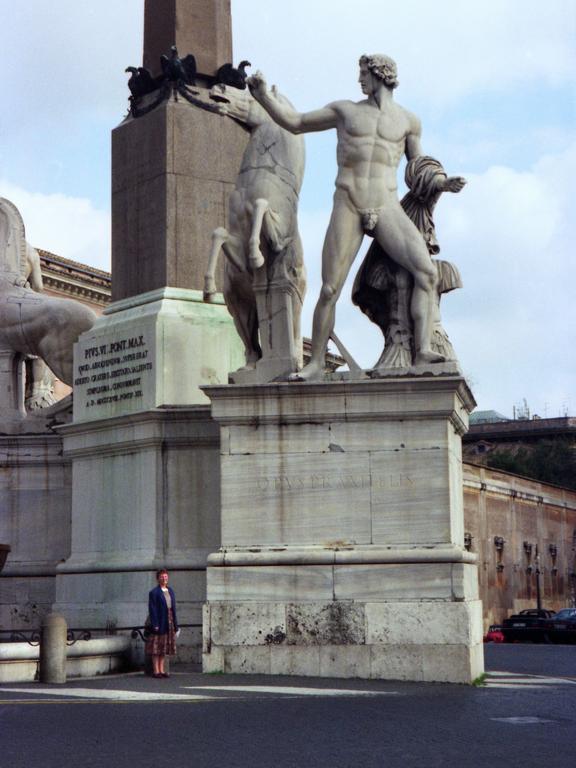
143, 0, 232, 78
54, 0, 246, 660
113, 0, 243, 302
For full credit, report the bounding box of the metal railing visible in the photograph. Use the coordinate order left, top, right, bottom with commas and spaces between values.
0, 623, 202, 646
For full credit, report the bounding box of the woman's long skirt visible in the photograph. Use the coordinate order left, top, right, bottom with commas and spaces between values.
145, 611, 176, 656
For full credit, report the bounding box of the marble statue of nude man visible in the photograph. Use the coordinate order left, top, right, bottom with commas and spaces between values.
248, 54, 464, 380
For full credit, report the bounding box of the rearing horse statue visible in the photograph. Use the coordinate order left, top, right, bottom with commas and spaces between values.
203, 87, 306, 382
0, 197, 96, 415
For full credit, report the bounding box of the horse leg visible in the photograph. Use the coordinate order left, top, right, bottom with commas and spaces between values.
26, 357, 56, 410
248, 198, 269, 270
204, 227, 229, 301
204, 228, 246, 301
260, 207, 294, 254
35, 339, 72, 385
33, 307, 95, 386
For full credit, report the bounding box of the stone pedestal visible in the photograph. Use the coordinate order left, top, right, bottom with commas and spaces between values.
0, 402, 73, 630
72, 288, 244, 421
56, 287, 243, 659
202, 377, 484, 683
54, 406, 222, 662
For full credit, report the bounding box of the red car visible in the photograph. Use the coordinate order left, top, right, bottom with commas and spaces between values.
483, 625, 505, 643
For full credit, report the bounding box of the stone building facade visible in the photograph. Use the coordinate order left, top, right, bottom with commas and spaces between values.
38, 250, 111, 400
463, 463, 576, 628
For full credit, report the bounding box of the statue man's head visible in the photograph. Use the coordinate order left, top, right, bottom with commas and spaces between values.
359, 54, 399, 91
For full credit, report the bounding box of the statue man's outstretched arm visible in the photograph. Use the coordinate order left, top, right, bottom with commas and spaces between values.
248, 71, 337, 134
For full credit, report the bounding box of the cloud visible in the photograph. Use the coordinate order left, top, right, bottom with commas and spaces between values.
3, 1, 573, 143
233, 0, 576, 107
0, 180, 111, 270
293, 142, 575, 417
425, 141, 575, 415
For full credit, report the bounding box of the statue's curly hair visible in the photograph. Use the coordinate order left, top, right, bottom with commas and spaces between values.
359, 54, 399, 89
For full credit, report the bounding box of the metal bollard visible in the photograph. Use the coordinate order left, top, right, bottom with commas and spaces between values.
39, 613, 67, 684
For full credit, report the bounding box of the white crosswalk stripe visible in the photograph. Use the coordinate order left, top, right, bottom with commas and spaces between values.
484, 671, 576, 689
0, 687, 219, 702
182, 685, 399, 697
0, 684, 399, 703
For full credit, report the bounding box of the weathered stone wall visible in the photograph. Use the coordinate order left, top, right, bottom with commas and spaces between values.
0, 431, 71, 629
463, 462, 576, 629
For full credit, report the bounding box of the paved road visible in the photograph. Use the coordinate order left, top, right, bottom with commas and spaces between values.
485, 641, 576, 678
1, 645, 574, 768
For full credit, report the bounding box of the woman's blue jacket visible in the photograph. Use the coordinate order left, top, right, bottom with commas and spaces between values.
148, 585, 178, 635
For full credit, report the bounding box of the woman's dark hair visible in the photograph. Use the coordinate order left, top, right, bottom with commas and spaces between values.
156, 568, 168, 579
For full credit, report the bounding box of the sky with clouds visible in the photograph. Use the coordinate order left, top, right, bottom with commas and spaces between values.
0, 0, 574, 418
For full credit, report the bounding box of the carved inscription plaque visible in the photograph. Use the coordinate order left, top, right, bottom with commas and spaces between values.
221, 453, 373, 546
74, 333, 153, 413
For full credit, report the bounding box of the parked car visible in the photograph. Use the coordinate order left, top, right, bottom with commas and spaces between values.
483, 625, 505, 643
501, 609, 556, 643
548, 608, 576, 644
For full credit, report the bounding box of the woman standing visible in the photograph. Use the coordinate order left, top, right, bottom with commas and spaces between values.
146, 569, 179, 678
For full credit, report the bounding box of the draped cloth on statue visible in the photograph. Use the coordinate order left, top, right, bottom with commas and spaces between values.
352, 156, 462, 370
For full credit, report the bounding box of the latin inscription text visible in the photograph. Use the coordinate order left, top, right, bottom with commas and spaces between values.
74, 335, 152, 409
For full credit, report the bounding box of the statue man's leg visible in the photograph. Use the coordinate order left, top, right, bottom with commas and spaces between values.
293, 195, 364, 381
373, 204, 443, 364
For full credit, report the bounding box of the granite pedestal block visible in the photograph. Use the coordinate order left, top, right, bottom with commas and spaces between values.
203, 376, 484, 683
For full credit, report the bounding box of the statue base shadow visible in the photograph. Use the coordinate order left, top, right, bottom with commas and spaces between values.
202, 375, 484, 683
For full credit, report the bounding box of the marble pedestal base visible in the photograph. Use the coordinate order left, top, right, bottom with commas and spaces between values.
54, 406, 222, 662
0, 420, 71, 630
203, 376, 483, 683
72, 287, 244, 423
204, 586, 483, 683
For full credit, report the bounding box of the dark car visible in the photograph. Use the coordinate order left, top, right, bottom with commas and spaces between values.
548, 608, 576, 644
501, 609, 556, 643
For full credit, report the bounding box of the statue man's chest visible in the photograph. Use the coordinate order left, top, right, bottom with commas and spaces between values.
345, 108, 406, 143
